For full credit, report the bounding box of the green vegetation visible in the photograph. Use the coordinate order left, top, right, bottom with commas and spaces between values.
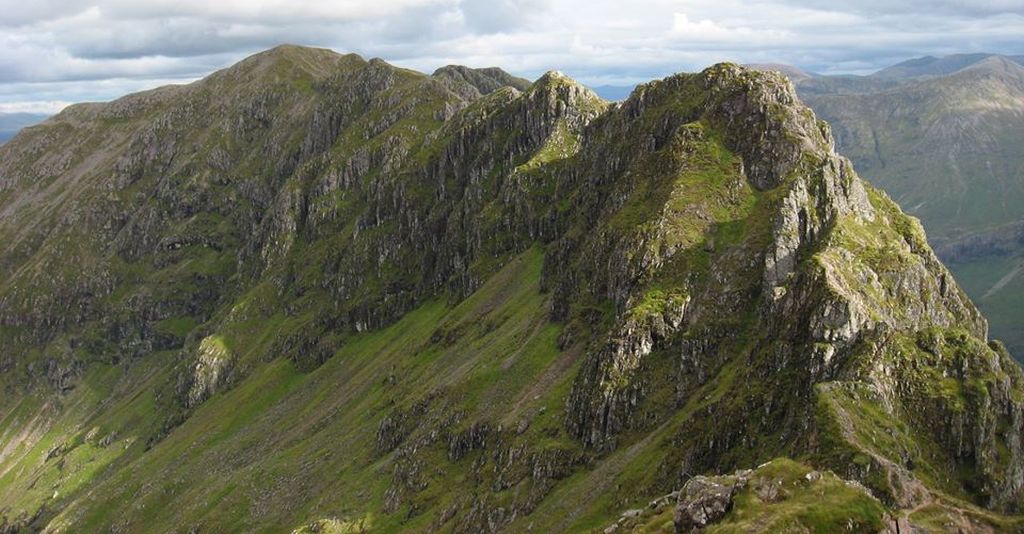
595, 459, 889, 533
1, 46, 1023, 533
947, 252, 1024, 359
5, 248, 563, 532
710, 459, 887, 533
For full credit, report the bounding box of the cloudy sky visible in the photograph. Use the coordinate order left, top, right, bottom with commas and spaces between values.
1, 0, 1022, 114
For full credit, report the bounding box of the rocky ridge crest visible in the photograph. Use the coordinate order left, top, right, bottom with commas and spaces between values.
0, 46, 1021, 531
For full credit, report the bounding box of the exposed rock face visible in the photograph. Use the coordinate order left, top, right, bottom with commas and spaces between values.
0, 46, 1022, 531
184, 335, 234, 408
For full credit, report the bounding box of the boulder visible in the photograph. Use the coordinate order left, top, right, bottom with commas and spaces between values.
674, 475, 746, 532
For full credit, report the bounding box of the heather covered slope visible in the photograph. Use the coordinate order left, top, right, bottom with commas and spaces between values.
0, 46, 1023, 532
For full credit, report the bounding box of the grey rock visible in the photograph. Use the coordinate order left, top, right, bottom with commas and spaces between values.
673, 475, 746, 532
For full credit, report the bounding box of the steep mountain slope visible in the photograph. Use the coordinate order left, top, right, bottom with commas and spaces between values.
1, 45, 1023, 532
800, 56, 1024, 358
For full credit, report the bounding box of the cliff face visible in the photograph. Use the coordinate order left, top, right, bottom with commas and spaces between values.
794, 56, 1024, 359
0, 46, 1021, 532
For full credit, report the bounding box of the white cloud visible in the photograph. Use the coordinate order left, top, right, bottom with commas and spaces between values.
0, 0, 454, 26
0, 0, 1022, 111
671, 13, 777, 41
0, 100, 73, 114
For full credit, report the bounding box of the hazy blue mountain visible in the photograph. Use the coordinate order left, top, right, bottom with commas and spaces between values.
0, 112, 49, 143
590, 84, 636, 101
873, 53, 1018, 79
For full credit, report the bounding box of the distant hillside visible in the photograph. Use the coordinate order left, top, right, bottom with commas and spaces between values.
744, 63, 814, 82
431, 65, 531, 100
805, 56, 1024, 238
755, 53, 1024, 96
0, 112, 49, 143
873, 53, 1006, 78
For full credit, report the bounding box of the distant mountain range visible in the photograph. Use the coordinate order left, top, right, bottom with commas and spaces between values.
873, 53, 1024, 79
593, 53, 1024, 100
0, 112, 49, 143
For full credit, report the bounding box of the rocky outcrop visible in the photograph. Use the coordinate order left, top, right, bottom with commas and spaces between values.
838, 330, 1024, 510
673, 473, 747, 532
604, 459, 894, 533
184, 335, 234, 408
567, 292, 689, 449
550, 62, 1017, 513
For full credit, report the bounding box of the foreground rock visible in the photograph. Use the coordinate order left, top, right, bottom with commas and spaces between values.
673, 474, 747, 532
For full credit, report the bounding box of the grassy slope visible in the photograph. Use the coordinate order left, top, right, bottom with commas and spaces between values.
6, 247, 574, 532
8, 240, 735, 532
3, 239, 901, 532
0, 353, 176, 525
37, 238, 759, 533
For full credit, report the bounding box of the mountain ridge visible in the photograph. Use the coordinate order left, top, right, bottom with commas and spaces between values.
874, 52, 1023, 79
0, 46, 1022, 532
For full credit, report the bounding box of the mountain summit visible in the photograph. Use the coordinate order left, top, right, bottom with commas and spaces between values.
1, 46, 1022, 532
